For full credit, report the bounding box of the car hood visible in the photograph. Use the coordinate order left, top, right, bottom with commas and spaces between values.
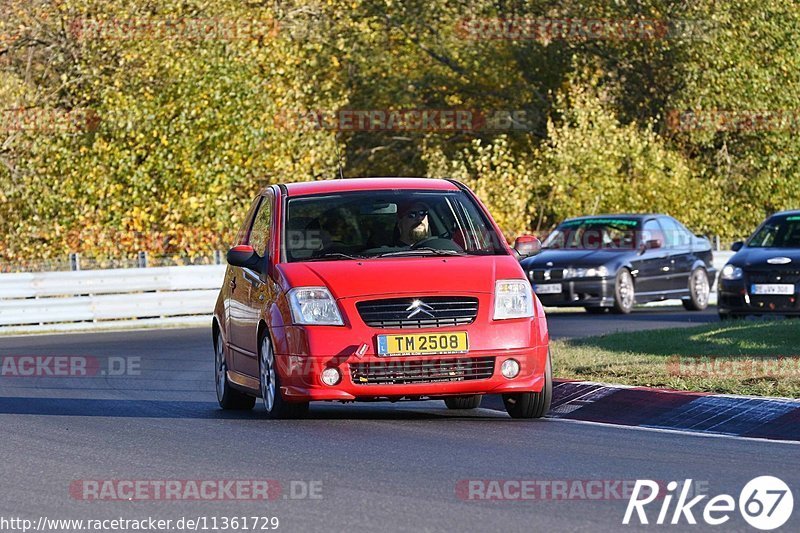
520, 249, 629, 269
729, 247, 800, 268
277, 255, 523, 299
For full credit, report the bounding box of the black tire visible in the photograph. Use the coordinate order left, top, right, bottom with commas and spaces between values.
444, 395, 482, 410
682, 268, 711, 311
259, 333, 309, 419
584, 306, 607, 314
214, 331, 256, 410
503, 350, 553, 419
612, 269, 635, 314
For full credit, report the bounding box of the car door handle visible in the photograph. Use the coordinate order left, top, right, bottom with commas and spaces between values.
243, 268, 261, 287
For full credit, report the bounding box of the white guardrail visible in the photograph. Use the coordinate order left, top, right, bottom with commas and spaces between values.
0, 252, 735, 333
0, 265, 227, 333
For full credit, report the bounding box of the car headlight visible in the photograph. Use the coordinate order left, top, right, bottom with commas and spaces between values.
287, 287, 344, 325
721, 265, 743, 280
565, 266, 608, 278
493, 279, 534, 320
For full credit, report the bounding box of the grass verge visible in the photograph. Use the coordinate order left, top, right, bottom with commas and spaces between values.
551, 320, 800, 398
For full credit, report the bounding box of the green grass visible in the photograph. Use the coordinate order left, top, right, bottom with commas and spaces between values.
552, 320, 800, 398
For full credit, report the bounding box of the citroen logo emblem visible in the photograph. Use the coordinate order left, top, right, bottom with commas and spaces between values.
406, 299, 435, 319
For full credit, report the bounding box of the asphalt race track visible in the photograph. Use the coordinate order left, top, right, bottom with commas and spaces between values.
1, 311, 798, 532
545, 307, 719, 339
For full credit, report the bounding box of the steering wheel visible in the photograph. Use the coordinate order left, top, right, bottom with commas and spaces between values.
410, 237, 441, 250
410, 236, 464, 252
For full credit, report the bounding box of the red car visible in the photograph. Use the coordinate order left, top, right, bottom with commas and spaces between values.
212, 178, 551, 418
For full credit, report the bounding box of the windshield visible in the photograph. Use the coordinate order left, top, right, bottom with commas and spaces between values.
542, 217, 640, 250
748, 215, 800, 248
283, 190, 507, 261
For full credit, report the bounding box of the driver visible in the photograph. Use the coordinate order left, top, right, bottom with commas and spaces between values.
395, 201, 431, 246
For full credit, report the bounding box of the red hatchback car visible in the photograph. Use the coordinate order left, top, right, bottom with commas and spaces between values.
212, 178, 551, 418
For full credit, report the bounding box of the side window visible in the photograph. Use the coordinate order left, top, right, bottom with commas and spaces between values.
249, 195, 273, 256
670, 217, 692, 247
641, 219, 665, 247
658, 217, 681, 248
676, 220, 693, 247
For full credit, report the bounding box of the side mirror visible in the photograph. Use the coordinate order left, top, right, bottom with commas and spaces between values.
731, 241, 744, 252
514, 235, 542, 258
642, 238, 663, 252
227, 245, 261, 272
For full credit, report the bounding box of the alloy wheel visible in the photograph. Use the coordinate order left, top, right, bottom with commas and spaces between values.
215, 334, 226, 402
260, 337, 277, 412
693, 269, 710, 308
618, 270, 634, 311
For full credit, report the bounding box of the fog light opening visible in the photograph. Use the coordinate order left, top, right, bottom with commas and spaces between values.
501, 359, 520, 379
321, 367, 341, 386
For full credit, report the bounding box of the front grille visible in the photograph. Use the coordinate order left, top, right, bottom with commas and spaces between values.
356, 297, 478, 329
746, 269, 800, 284
529, 268, 565, 282
350, 356, 495, 385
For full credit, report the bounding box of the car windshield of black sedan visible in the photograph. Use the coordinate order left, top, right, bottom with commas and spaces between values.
748, 216, 800, 248
283, 190, 507, 261
542, 218, 640, 250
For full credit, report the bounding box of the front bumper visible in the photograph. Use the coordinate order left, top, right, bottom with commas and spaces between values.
533, 277, 615, 308
719, 279, 800, 315
277, 345, 548, 401
270, 312, 549, 402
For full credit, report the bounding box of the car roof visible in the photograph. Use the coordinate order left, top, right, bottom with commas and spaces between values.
771, 209, 800, 217
279, 177, 461, 197
562, 213, 663, 222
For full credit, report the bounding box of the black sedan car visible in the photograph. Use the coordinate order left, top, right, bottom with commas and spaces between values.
718, 210, 800, 318
520, 214, 716, 314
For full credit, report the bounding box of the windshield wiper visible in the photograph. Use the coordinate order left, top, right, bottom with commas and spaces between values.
306, 252, 367, 261
374, 247, 467, 258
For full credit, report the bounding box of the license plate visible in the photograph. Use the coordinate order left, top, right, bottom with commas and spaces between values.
377, 332, 469, 356
751, 284, 796, 295
534, 283, 562, 295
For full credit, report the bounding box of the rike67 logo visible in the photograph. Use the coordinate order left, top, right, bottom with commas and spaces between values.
624, 476, 794, 530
